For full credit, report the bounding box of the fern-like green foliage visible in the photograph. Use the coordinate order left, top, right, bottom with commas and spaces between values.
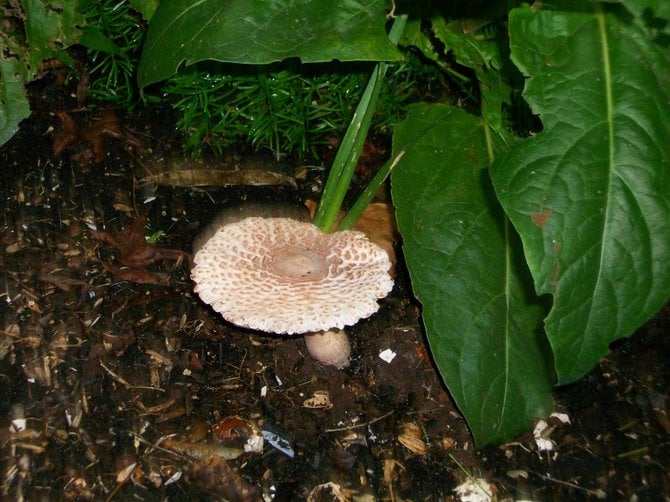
80, 0, 146, 108
0, 0, 450, 157
163, 56, 439, 159
78, 1, 443, 159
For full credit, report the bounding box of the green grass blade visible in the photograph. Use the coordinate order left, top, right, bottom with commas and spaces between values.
314, 63, 386, 232
314, 15, 406, 232
338, 150, 405, 230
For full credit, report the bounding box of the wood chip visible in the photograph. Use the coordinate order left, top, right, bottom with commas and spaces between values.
397, 422, 427, 455
302, 390, 333, 409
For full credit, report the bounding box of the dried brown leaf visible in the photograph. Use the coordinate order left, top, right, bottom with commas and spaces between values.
307, 481, 354, 502
53, 109, 141, 163
162, 438, 243, 461
190, 455, 258, 501
353, 202, 397, 275
102, 324, 137, 353
99, 261, 167, 286
38, 271, 87, 292
303, 390, 333, 409
91, 217, 190, 269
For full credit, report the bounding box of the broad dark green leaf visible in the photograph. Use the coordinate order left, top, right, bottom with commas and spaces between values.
0, 57, 30, 146
24, 0, 83, 76
604, 0, 670, 36
400, 19, 437, 62
79, 27, 122, 55
491, 3, 670, 383
404, 16, 518, 144
431, 17, 502, 70
129, 0, 158, 21
430, 16, 516, 142
0, 0, 82, 147
391, 103, 554, 446
138, 0, 400, 87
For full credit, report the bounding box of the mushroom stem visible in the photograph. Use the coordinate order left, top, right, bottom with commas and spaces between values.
303, 329, 351, 369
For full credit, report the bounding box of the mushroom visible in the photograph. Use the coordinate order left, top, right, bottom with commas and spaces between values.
191, 216, 393, 368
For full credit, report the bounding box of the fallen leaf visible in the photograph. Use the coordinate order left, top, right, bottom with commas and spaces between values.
99, 261, 168, 285
53, 108, 140, 163
102, 323, 137, 353
91, 217, 190, 268
190, 455, 258, 501
91, 217, 190, 284
162, 438, 244, 461
212, 416, 255, 441
356, 136, 389, 177
116, 462, 138, 484
38, 271, 87, 292
307, 482, 354, 502
353, 202, 397, 276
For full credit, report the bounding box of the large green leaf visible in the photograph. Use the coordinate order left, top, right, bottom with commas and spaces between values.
138, 0, 401, 88
23, 0, 83, 77
129, 0, 158, 21
491, 3, 670, 383
605, 0, 670, 36
403, 14, 520, 145
0, 0, 83, 148
429, 16, 518, 143
0, 57, 30, 146
391, 103, 554, 446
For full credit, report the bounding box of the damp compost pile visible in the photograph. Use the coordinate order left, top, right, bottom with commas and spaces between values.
0, 82, 668, 501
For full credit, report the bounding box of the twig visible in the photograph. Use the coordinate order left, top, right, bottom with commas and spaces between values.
325, 410, 394, 432
99, 360, 165, 392
529, 470, 606, 497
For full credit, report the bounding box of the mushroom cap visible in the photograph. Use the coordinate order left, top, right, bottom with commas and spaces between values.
192, 217, 393, 334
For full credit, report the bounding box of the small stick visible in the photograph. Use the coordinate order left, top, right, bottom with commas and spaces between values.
99, 360, 165, 392
529, 470, 606, 497
325, 410, 394, 432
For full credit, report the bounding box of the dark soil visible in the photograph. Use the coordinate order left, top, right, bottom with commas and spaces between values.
0, 80, 668, 501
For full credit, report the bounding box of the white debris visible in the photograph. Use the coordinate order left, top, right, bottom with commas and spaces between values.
453, 477, 493, 502
378, 348, 397, 363
551, 412, 571, 424
244, 434, 264, 454
533, 419, 556, 453
10, 418, 26, 433
164, 470, 182, 486
506, 469, 528, 480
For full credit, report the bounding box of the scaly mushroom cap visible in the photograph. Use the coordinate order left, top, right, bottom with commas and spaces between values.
192, 217, 393, 334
